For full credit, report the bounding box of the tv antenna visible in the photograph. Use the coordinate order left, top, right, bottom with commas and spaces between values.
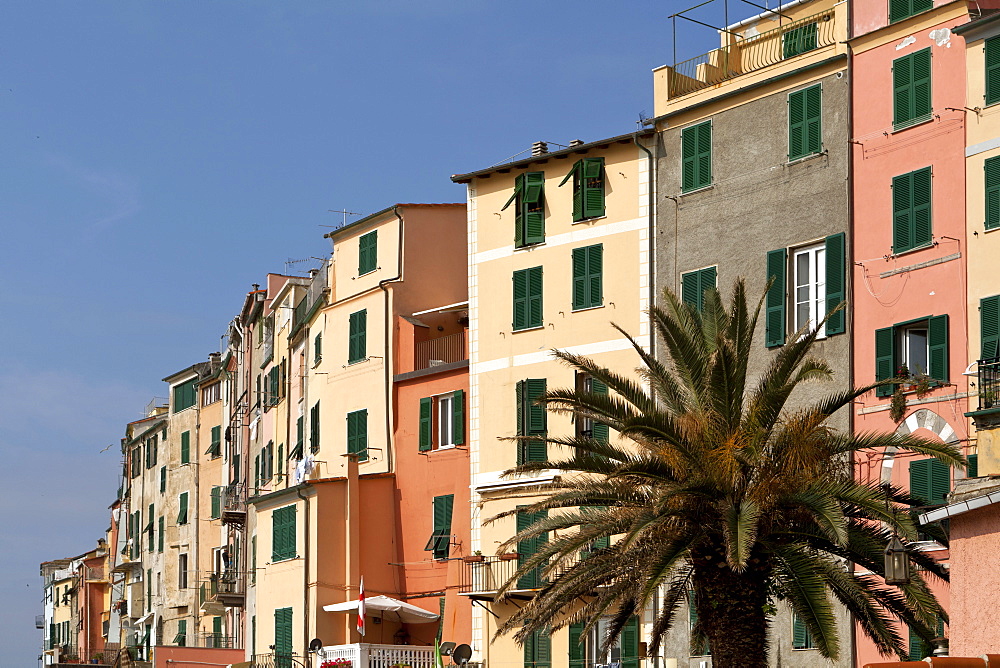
325, 209, 361, 229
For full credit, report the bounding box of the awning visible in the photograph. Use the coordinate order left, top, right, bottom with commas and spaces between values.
134, 612, 154, 626
323, 595, 440, 624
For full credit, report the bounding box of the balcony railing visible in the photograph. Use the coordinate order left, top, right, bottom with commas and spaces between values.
414, 332, 467, 370
206, 570, 247, 608
978, 357, 1000, 411
316, 643, 437, 668
459, 555, 523, 597
251, 653, 306, 668
53, 645, 119, 665
667, 8, 836, 99
222, 483, 247, 525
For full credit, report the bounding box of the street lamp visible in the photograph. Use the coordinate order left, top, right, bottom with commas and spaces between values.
884, 534, 911, 585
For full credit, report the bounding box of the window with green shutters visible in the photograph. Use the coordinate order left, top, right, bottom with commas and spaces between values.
277, 444, 284, 478
207, 426, 221, 458
425, 494, 454, 559
788, 84, 822, 160
987, 37, 1000, 106
158, 517, 164, 552
569, 617, 638, 668
272, 505, 297, 561
419, 391, 465, 451
765, 249, 787, 347
559, 157, 605, 221
792, 613, 815, 649
575, 374, 610, 444
766, 234, 846, 347
893, 49, 932, 130
348, 309, 367, 363
160, 466, 166, 493
782, 22, 817, 59
131, 446, 141, 478
347, 409, 368, 462
825, 233, 847, 335
175, 619, 187, 646
890, 0, 933, 23
294, 415, 304, 458
314, 333, 322, 363
252, 535, 257, 584
892, 167, 932, 254
147, 504, 155, 551
907, 618, 944, 661
516, 507, 548, 589
211, 616, 223, 646
513, 266, 543, 331
982, 295, 1000, 360
274, 607, 293, 668
359, 230, 378, 275
177, 492, 189, 525
267, 365, 280, 407
419, 397, 433, 451
173, 379, 197, 412
968, 453, 979, 478
516, 379, 547, 464
503, 172, 546, 247
875, 315, 949, 397
211, 486, 222, 519
681, 121, 712, 192
681, 266, 717, 313
180, 431, 191, 465
986, 156, 1000, 231
909, 458, 951, 505
310, 402, 320, 453
572, 244, 603, 311
523, 627, 551, 668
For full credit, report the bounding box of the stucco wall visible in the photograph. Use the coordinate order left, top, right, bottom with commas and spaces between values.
948, 505, 1000, 656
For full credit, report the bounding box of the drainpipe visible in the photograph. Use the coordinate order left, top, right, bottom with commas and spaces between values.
343, 456, 361, 643
377, 206, 406, 474
633, 132, 657, 357
295, 484, 311, 655
846, 1, 858, 663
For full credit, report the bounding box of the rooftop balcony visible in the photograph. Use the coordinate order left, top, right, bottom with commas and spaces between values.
659, 7, 837, 101
976, 357, 1000, 412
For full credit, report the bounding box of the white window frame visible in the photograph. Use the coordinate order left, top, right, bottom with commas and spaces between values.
435, 393, 456, 449
898, 322, 930, 375
792, 243, 827, 339
586, 618, 623, 667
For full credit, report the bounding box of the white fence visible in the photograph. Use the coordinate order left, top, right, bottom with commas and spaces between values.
317, 643, 437, 668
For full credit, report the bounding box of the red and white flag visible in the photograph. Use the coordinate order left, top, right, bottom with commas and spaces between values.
357, 576, 366, 637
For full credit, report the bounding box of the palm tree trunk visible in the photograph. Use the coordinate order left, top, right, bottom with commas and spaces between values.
691, 541, 771, 668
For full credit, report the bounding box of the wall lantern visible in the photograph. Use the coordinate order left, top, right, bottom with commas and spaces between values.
884, 534, 911, 585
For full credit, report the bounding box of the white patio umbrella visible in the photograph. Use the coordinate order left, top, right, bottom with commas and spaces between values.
323, 595, 440, 624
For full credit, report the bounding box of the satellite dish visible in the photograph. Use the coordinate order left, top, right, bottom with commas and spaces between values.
309, 638, 325, 653
440, 642, 457, 656
452, 644, 472, 666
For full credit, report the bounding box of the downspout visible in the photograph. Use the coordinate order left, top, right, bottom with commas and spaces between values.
377, 206, 406, 474
296, 484, 311, 656
193, 394, 201, 643
633, 132, 657, 357
846, 2, 858, 663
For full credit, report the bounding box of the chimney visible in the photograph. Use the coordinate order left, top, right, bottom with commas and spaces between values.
531, 141, 548, 156
569, 139, 585, 148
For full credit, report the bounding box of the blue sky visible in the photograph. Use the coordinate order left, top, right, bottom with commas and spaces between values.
0, 1, 732, 663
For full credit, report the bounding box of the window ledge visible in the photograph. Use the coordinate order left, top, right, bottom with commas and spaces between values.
680, 184, 714, 197
571, 304, 605, 313
347, 358, 369, 366
892, 114, 934, 133
312, 359, 322, 368
985, 223, 1000, 234
572, 215, 607, 226
513, 325, 545, 333
889, 242, 934, 259
513, 242, 546, 252
786, 150, 826, 166
356, 269, 378, 278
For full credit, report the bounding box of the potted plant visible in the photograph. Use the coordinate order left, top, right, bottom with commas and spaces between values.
983, 389, 996, 409
462, 551, 484, 563
498, 552, 520, 561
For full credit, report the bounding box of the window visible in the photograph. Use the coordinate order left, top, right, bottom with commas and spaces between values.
893, 49, 932, 130
982, 295, 1000, 360
207, 426, 222, 459
310, 402, 320, 453
792, 613, 816, 650
158, 517, 164, 552
909, 458, 951, 505
572, 244, 603, 311
988, 37, 1000, 107
892, 167, 932, 253
272, 505, 297, 561
173, 379, 197, 413
314, 333, 322, 364
681, 266, 717, 312
874, 315, 949, 396
516, 507, 548, 589
347, 409, 369, 462
202, 382, 221, 406
765, 234, 846, 347
266, 366, 280, 407
131, 446, 141, 478
575, 373, 609, 443
348, 309, 367, 363
788, 84, 822, 160
359, 230, 378, 275
177, 492, 189, 525
262, 441, 274, 482
147, 504, 155, 551
277, 444, 284, 478
782, 22, 817, 59
569, 617, 639, 668
178, 553, 188, 589
524, 628, 551, 668
294, 415, 305, 458
274, 608, 293, 668
559, 158, 605, 221
419, 391, 465, 451
174, 619, 187, 647
425, 494, 454, 559
180, 431, 191, 465
986, 156, 1000, 231
516, 379, 547, 464
681, 121, 712, 192
211, 487, 222, 520
503, 172, 545, 247
890, 0, 932, 23
513, 266, 544, 331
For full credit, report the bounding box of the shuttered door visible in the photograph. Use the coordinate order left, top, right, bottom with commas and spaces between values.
766, 249, 787, 347
517, 508, 548, 589
986, 156, 1000, 230
982, 296, 1000, 359
568, 623, 585, 668
928, 314, 949, 382
274, 608, 293, 668
432, 494, 454, 559
348, 310, 367, 363
988, 37, 1000, 106
825, 233, 846, 335
621, 616, 639, 668
419, 397, 433, 451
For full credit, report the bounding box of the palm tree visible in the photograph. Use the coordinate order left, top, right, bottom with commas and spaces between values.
490, 280, 963, 668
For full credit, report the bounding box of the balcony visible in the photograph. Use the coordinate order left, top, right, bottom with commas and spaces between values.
222, 483, 247, 525
458, 555, 538, 601
35, 614, 44, 629
250, 653, 307, 668
663, 8, 837, 100
976, 357, 1000, 412
414, 332, 467, 371
316, 643, 438, 668
291, 259, 330, 338
203, 571, 246, 608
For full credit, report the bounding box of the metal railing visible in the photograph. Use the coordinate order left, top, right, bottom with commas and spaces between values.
222, 483, 248, 523
316, 643, 437, 668
414, 332, 467, 370
979, 357, 1000, 410
251, 653, 306, 668
668, 8, 836, 99
459, 555, 521, 594
204, 570, 247, 606
54, 645, 119, 664
196, 634, 238, 649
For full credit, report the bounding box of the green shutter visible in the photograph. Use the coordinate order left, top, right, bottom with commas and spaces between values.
783, 22, 817, 59
511, 173, 525, 247
513, 267, 543, 330
347, 409, 369, 462
561, 161, 584, 221
527, 378, 547, 463
177, 619, 187, 647
910, 458, 951, 504
419, 397, 433, 451
513, 268, 528, 330
310, 402, 320, 453
681, 267, 717, 313
177, 492, 188, 524
893, 167, 932, 253
875, 327, 896, 397
274, 607, 293, 664
348, 310, 367, 363
254, 455, 261, 490
359, 230, 378, 275
982, 296, 1000, 359
928, 314, 949, 382
174, 379, 196, 412
160, 466, 166, 493
988, 37, 1000, 106
931, 457, 951, 503
582, 157, 606, 219
986, 156, 1000, 230
252, 535, 257, 584
148, 504, 155, 551
432, 494, 454, 559
523, 172, 545, 245
453, 389, 465, 445
788, 84, 822, 160
894, 49, 932, 129
180, 431, 190, 464
891, 0, 932, 22
682, 121, 712, 192
568, 623, 585, 668
517, 508, 548, 589
272, 506, 297, 561
314, 333, 323, 363
825, 233, 846, 335
211, 487, 221, 519
621, 616, 639, 668
793, 614, 810, 649
591, 378, 610, 442
908, 625, 924, 660
766, 249, 787, 347
209, 426, 221, 457
572, 244, 603, 310
158, 516, 164, 552
295, 416, 304, 457
969, 453, 979, 478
